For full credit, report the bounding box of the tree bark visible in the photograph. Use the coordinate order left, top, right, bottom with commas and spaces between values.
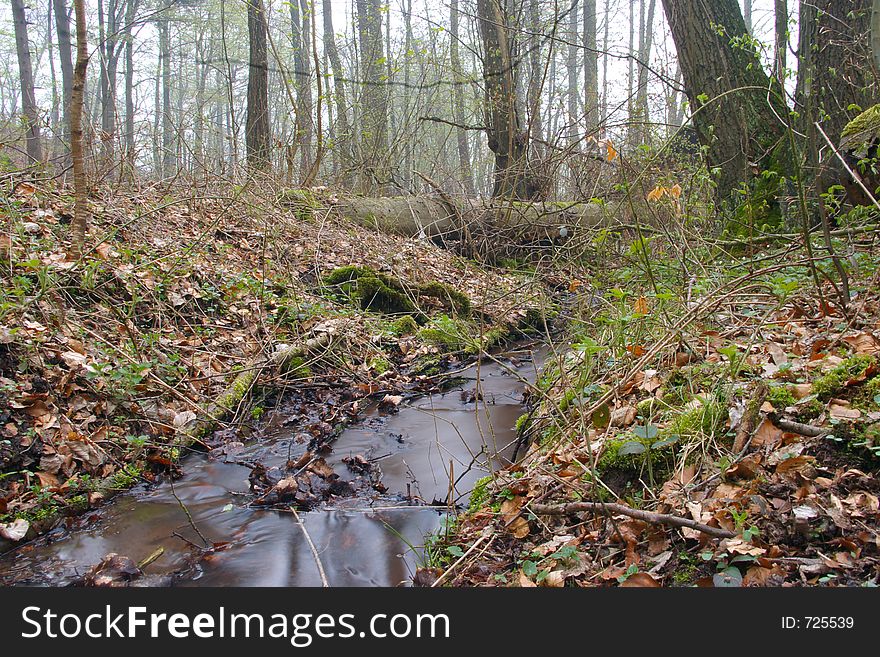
635, 0, 657, 143
798, 0, 876, 145
477, 0, 540, 199
661, 0, 788, 200
69, 0, 88, 258
773, 0, 787, 86
322, 0, 352, 185
246, 0, 271, 170
583, 0, 598, 132
54, 0, 74, 168
291, 0, 313, 178
159, 13, 175, 175
123, 0, 138, 172
451, 0, 474, 194
567, 0, 580, 147
356, 0, 388, 190
11, 0, 43, 164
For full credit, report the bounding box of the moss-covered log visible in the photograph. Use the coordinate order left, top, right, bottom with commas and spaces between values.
281, 191, 618, 242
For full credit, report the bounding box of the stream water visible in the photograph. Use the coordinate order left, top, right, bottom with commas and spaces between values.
0, 347, 544, 587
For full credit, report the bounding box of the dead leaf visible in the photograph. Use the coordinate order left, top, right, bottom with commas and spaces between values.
0, 518, 29, 541
766, 343, 788, 365
829, 403, 861, 420
842, 332, 880, 355
619, 572, 661, 587
752, 418, 783, 448
610, 405, 636, 428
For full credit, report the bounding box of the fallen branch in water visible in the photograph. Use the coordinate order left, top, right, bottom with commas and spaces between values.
291, 506, 329, 587
530, 502, 736, 539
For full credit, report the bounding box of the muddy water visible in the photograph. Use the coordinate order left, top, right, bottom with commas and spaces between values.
0, 347, 544, 587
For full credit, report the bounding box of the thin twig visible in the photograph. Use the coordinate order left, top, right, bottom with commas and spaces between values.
290, 506, 330, 587
530, 502, 736, 539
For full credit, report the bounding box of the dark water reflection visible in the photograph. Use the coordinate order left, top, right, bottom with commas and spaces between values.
0, 347, 544, 587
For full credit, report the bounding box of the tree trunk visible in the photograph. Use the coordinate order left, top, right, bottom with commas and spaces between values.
69, 0, 88, 257
798, 0, 876, 145
291, 0, 313, 179
356, 0, 388, 190
54, 0, 74, 168
282, 192, 612, 244
773, 0, 787, 86
11, 0, 43, 164
567, 0, 580, 147
46, 0, 60, 160
477, 0, 540, 199
743, 0, 752, 33
123, 0, 137, 172
322, 0, 352, 185
159, 14, 175, 175
583, 0, 598, 132
635, 0, 657, 143
246, 0, 271, 170
451, 0, 474, 194
661, 0, 788, 200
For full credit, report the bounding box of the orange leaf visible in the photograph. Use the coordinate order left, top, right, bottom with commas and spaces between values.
647, 186, 665, 202
605, 140, 618, 162
669, 183, 682, 199
568, 279, 583, 292
633, 296, 649, 316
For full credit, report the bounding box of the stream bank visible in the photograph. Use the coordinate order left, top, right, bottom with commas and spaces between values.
0, 346, 545, 586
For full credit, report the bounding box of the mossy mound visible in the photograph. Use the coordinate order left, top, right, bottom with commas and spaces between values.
419, 281, 471, 316
324, 266, 417, 315
324, 266, 473, 319
812, 355, 878, 401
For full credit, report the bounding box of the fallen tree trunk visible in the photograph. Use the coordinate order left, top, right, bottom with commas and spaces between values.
281, 191, 625, 243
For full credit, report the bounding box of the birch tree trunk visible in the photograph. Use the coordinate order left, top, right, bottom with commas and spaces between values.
451, 0, 474, 194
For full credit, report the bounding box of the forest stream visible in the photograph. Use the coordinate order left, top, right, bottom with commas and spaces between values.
0, 346, 545, 587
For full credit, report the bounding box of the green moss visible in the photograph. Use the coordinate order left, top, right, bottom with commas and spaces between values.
796, 397, 825, 422
768, 384, 796, 409
514, 413, 531, 434
367, 354, 391, 374
672, 551, 700, 586
325, 266, 417, 315
841, 104, 880, 155
854, 375, 880, 412
68, 494, 89, 511
468, 475, 493, 513
812, 355, 877, 401
390, 314, 419, 336
108, 463, 143, 490
418, 281, 471, 316
418, 314, 473, 352
663, 395, 728, 441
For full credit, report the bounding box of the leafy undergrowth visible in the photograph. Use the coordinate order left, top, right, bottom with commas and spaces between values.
432, 242, 880, 588
0, 180, 549, 544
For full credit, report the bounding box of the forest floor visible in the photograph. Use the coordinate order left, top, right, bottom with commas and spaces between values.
2, 178, 879, 589
0, 180, 551, 546
430, 226, 880, 587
